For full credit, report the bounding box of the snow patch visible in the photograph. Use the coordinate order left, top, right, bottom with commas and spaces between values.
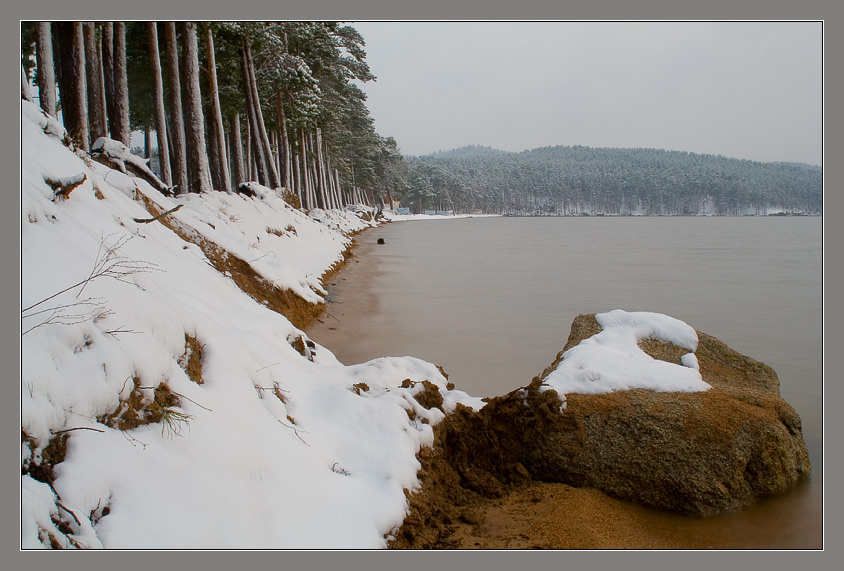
541, 310, 710, 405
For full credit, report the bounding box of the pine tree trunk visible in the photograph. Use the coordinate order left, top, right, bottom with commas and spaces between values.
203, 25, 230, 192
179, 22, 212, 193
164, 22, 188, 195
111, 22, 131, 146
245, 118, 254, 182
306, 132, 316, 207
21, 65, 33, 102
250, 135, 259, 182
309, 132, 325, 209
223, 126, 231, 187
147, 22, 171, 187
330, 162, 341, 210
101, 23, 115, 133
53, 22, 89, 151
292, 145, 303, 207
335, 169, 343, 208
96, 29, 109, 137
239, 43, 270, 187
270, 130, 278, 182
296, 134, 305, 205
242, 42, 280, 188
314, 127, 330, 208
301, 130, 315, 208
278, 131, 286, 184
385, 186, 394, 210
275, 90, 292, 190
35, 22, 57, 117
83, 22, 107, 142
324, 152, 334, 209
325, 142, 341, 209
229, 113, 246, 188
299, 129, 312, 208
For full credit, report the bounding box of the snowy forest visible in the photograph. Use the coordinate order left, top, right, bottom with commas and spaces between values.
20, 21, 822, 220
20, 21, 406, 210
405, 145, 823, 216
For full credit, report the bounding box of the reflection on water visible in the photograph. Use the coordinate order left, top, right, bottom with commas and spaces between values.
307, 216, 823, 549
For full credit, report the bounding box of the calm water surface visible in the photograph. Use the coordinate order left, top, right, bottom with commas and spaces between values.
307, 216, 823, 549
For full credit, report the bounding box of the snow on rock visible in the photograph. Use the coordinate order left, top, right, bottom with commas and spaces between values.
19, 100, 481, 549
541, 309, 710, 406
390, 312, 812, 544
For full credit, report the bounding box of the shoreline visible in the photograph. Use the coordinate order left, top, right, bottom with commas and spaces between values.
308, 224, 382, 336
309, 233, 687, 549
307, 218, 821, 551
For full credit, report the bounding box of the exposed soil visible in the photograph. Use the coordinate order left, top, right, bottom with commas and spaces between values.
387, 409, 690, 550
181, 333, 204, 384
98, 377, 182, 432
22, 428, 69, 487
138, 193, 355, 330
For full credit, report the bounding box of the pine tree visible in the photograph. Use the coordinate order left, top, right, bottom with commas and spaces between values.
179, 22, 212, 193
202, 24, 230, 192
52, 22, 89, 151
110, 22, 131, 145
35, 22, 57, 117
147, 22, 171, 186
243, 38, 280, 188
101, 23, 116, 132
228, 113, 246, 187
164, 22, 188, 195
21, 64, 33, 102
239, 40, 273, 188
26, 20, 408, 209
83, 22, 107, 142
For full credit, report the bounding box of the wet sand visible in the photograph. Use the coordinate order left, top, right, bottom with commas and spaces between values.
308, 229, 383, 342
440, 479, 820, 550
446, 482, 686, 550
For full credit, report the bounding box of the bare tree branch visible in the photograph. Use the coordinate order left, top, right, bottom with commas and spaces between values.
54, 427, 105, 434
21, 235, 160, 336
132, 203, 183, 223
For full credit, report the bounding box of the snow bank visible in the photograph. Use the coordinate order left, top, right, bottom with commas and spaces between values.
382, 211, 499, 222
541, 309, 710, 407
20, 100, 482, 549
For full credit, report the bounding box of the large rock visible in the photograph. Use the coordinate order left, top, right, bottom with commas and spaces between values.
390, 312, 812, 547
431, 314, 810, 516
508, 314, 811, 515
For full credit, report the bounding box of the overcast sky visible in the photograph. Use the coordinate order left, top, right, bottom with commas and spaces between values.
349, 21, 823, 165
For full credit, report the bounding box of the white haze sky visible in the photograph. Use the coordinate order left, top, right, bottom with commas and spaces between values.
350, 21, 823, 165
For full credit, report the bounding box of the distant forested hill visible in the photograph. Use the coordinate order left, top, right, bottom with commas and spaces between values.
402, 145, 822, 216
428, 145, 510, 159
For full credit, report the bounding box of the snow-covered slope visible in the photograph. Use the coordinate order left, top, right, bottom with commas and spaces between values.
20, 100, 483, 549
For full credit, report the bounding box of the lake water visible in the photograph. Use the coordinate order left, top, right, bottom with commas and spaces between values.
306, 216, 823, 549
